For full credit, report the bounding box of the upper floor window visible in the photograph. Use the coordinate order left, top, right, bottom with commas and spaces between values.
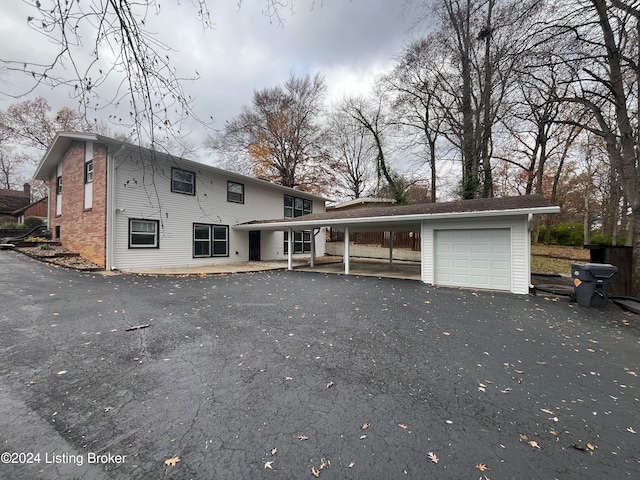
227, 181, 244, 203
84, 160, 94, 183
284, 195, 312, 218
171, 167, 195, 195
56, 176, 62, 194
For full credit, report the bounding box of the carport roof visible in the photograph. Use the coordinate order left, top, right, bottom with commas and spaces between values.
234, 194, 560, 231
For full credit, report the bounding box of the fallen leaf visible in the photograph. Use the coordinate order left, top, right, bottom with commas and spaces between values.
320, 458, 329, 469
478, 386, 486, 392
571, 444, 586, 451
311, 466, 320, 477
285, 376, 293, 381
104, 406, 112, 413
443, 331, 450, 336
549, 430, 560, 436
326, 381, 334, 389
445, 420, 453, 424
348, 461, 355, 468
536, 361, 547, 365
515, 369, 525, 374
427, 451, 439, 464
360, 434, 367, 439
476, 463, 489, 471
361, 423, 370, 430
398, 423, 409, 430
541, 408, 554, 415
626, 427, 637, 434
271, 448, 277, 455
519, 433, 529, 442
626, 371, 637, 376
164, 456, 180, 467
529, 440, 541, 449
586, 443, 596, 451
264, 461, 274, 469
297, 435, 309, 441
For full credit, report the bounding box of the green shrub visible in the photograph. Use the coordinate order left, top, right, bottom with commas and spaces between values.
24, 216, 45, 229
589, 232, 628, 246
550, 222, 584, 246
0, 221, 25, 230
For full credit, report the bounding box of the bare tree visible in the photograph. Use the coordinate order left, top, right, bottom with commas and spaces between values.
0, 1, 299, 147
207, 73, 328, 191
545, 0, 640, 295
385, 36, 448, 202
338, 92, 408, 204
325, 109, 376, 199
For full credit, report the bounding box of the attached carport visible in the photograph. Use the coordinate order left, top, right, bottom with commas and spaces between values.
234, 195, 559, 294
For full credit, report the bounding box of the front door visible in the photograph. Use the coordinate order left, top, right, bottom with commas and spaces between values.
249, 230, 261, 261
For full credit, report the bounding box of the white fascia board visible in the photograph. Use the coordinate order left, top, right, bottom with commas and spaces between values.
34, 132, 99, 180
233, 205, 561, 231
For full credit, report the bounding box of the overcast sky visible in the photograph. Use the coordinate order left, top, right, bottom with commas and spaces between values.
1, 1, 431, 161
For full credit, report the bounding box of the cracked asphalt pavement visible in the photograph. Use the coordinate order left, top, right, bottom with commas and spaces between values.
1, 251, 639, 479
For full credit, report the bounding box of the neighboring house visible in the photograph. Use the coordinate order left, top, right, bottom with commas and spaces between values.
236, 195, 560, 294
0, 184, 31, 223
34, 132, 327, 270
13, 197, 48, 224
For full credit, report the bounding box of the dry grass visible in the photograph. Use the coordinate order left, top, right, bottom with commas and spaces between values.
531, 244, 590, 276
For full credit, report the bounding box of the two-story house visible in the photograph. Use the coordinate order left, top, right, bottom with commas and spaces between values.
34, 132, 327, 271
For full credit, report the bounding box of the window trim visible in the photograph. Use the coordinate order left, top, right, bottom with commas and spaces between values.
284, 230, 312, 254
227, 181, 244, 204
193, 223, 229, 258
128, 218, 160, 249
171, 167, 196, 195
284, 195, 312, 218
84, 160, 94, 183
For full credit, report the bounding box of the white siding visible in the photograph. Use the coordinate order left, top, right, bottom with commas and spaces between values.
421, 216, 530, 294
111, 157, 325, 270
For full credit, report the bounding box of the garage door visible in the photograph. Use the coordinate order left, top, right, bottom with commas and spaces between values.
434, 229, 511, 291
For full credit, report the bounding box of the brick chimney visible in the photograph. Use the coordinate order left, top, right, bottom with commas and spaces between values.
23, 183, 31, 200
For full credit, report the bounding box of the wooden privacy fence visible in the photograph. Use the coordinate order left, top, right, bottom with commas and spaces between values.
327, 229, 421, 251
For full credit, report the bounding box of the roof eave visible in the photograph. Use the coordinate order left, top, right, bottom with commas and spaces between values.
233, 205, 561, 231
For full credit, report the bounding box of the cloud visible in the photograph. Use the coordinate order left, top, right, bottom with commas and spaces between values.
0, 0, 420, 156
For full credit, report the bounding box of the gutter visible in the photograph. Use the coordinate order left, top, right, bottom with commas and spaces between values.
232, 206, 562, 231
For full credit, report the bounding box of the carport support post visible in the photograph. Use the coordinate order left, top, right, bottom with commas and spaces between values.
310, 229, 315, 267
344, 226, 350, 275
287, 228, 293, 271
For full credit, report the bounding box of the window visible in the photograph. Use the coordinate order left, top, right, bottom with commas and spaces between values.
171, 167, 195, 195
284, 230, 312, 254
56, 176, 62, 194
227, 181, 244, 203
284, 195, 312, 253
129, 219, 159, 248
193, 224, 228, 257
84, 160, 94, 183
284, 195, 312, 218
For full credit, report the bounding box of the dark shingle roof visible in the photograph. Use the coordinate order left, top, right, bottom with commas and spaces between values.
243, 194, 555, 226
0, 189, 30, 214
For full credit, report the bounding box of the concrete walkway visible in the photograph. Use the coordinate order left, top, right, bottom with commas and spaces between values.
123, 257, 422, 281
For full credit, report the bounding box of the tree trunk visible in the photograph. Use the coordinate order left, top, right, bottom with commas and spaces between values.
632, 209, 640, 296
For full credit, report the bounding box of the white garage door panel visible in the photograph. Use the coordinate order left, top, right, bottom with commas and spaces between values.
435, 229, 511, 291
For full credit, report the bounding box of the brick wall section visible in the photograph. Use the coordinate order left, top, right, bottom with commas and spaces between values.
48, 141, 108, 267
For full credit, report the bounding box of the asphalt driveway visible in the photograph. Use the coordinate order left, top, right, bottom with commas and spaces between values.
0, 251, 638, 479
